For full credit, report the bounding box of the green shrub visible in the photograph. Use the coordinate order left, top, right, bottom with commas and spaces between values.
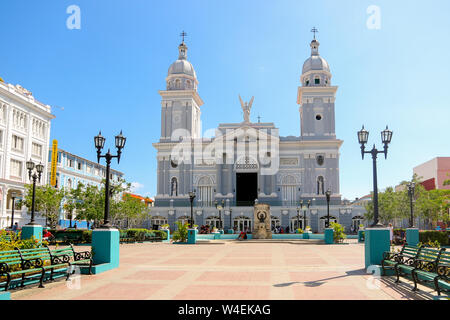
172, 221, 188, 242
0, 230, 48, 251
330, 222, 347, 243
418, 240, 441, 248
419, 231, 449, 246
297, 228, 304, 234
125, 228, 148, 241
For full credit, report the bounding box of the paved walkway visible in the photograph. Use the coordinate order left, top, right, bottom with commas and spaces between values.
11, 240, 436, 300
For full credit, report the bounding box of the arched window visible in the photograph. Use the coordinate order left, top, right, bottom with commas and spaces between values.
271, 215, 281, 230
170, 177, 178, 196
281, 175, 297, 206
197, 176, 213, 206
314, 76, 320, 85
205, 216, 221, 229
233, 216, 251, 232
186, 80, 192, 89
151, 216, 168, 229
317, 176, 324, 195
175, 79, 181, 89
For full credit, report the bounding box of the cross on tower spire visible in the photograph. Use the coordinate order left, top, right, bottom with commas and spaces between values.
311, 27, 318, 40
180, 30, 187, 43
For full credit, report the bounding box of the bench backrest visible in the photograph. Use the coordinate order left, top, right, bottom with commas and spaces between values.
437, 249, 449, 266
0, 250, 23, 272
400, 245, 421, 259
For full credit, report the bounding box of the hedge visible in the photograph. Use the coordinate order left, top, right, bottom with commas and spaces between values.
419, 231, 449, 246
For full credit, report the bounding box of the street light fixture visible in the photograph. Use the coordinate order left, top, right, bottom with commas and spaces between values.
229, 208, 233, 233
325, 189, 331, 228
297, 200, 303, 231
189, 191, 196, 228
215, 199, 225, 230
26, 160, 44, 225
407, 182, 416, 228
305, 200, 311, 231
357, 125, 393, 227
94, 130, 126, 229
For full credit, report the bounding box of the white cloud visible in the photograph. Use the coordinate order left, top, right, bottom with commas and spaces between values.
130, 182, 144, 193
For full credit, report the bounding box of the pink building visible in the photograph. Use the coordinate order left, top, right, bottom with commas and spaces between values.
413, 157, 450, 191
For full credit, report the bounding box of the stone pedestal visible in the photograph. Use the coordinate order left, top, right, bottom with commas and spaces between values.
187, 229, 197, 244
303, 232, 310, 239
21, 225, 43, 241
358, 230, 365, 243
253, 203, 272, 239
406, 228, 419, 246
161, 229, 170, 243
227, 229, 234, 234
219, 229, 224, 234
91, 228, 120, 273
324, 228, 334, 244
212, 232, 220, 240
364, 228, 390, 269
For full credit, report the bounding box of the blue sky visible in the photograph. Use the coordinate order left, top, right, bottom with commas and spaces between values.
1, 0, 449, 200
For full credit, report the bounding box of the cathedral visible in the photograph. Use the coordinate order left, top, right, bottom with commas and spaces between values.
151, 33, 365, 233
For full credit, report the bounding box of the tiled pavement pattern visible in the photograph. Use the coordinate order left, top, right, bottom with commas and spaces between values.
11, 240, 436, 300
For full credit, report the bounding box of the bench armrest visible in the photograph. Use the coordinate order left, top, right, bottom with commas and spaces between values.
74, 250, 92, 261
51, 254, 71, 265
437, 265, 448, 278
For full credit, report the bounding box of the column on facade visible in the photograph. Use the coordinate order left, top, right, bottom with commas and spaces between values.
258, 171, 264, 196
216, 163, 222, 196
271, 174, 276, 195
226, 164, 233, 196
163, 158, 168, 195
179, 162, 184, 196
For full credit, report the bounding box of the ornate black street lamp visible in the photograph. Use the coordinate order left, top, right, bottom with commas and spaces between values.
215, 199, 225, 230
407, 182, 416, 228
357, 125, 393, 227
189, 191, 196, 228
325, 189, 331, 228
94, 130, 126, 229
10, 192, 17, 229
229, 208, 233, 232
26, 160, 44, 225
297, 201, 302, 230
305, 200, 311, 231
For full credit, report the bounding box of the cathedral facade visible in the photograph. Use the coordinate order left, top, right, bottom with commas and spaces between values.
151, 36, 365, 233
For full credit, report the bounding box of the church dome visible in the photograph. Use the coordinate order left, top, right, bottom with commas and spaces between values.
167, 42, 197, 78
301, 40, 330, 74
168, 59, 197, 78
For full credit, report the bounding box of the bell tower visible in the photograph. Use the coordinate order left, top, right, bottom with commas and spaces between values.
159, 35, 203, 142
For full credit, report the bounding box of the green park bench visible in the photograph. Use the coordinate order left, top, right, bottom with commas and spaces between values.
0, 245, 92, 291
412, 249, 449, 296
381, 245, 421, 276
382, 245, 449, 296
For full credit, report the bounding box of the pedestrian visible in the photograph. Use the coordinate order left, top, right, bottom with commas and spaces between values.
74, 222, 78, 229
389, 223, 393, 244
12, 222, 18, 232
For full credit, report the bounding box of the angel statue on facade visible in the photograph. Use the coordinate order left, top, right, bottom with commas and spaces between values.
239, 95, 254, 123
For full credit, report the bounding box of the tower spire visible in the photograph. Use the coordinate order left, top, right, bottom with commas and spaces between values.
311, 27, 318, 40
178, 31, 188, 60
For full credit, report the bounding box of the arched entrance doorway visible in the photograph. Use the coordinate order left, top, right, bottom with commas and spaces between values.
319, 216, 337, 232
271, 215, 281, 231
205, 216, 222, 229
151, 216, 168, 230
233, 215, 252, 232
235, 156, 258, 206
290, 216, 310, 232
352, 216, 364, 233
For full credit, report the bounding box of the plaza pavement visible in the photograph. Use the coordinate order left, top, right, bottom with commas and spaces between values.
11, 239, 437, 300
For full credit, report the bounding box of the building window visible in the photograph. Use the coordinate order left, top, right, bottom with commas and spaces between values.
67, 178, 72, 191
77, 162, 82, 170
0, 130, 3, 148
68, 158, 74, 168
197, 176, 213, 206
32, 142, 42, 158
86, 165, 92, 173
281, 175, 297, 206
315, 77, 320, 85
316, 114, 322, 120
305, 80, 310, 86
10, 159, 22, 179
12, 135, 24, 152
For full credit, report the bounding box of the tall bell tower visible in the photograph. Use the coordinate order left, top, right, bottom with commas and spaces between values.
159, 35, 203, 142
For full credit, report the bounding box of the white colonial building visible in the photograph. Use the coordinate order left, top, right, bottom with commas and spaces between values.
0, 78, 54, 229
151, 35, 366, 233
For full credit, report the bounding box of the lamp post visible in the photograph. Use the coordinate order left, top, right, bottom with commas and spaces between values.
10, 192, 17, 229
357, 125, 393, 227
305, 200, 311, 231
407, 182, 416, 228
189, 191, 196, 228
94, 130, 126, 229
325, 189, 331, 228
215, 199, 225, 230
297, 200, 303, 230
25, 160, 44, 225
229, 208, 233, 232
